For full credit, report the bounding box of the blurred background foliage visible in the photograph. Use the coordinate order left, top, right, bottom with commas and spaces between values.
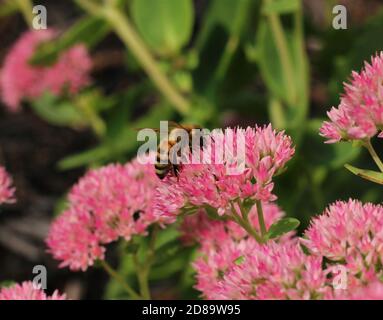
2, 0, 383, 299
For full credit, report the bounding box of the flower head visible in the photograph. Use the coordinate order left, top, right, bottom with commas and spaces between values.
0, 282, 66, 300
303, 199, 383, 287
0, 166, 15, 205
195, 239, 329, 300
46, 208, 106, 271
153, 125, 294, 224
47, 158, 159, 271
336, 282, 383, 300
189, 202, 301, 299
0, 30, 92, 111
320, 52, 383, 143
180, 202, 286, 247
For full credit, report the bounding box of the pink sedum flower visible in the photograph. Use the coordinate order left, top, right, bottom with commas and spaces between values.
46, 208, 106, 271
193, 238, 251, 299
47, 158, 159, 271
320, 52, 383, 143
336, 282, 383, 300
0, 281, 66, 300
153, 125, 294, 224
180, 202, 286, 247
190, 203, 300, 299
0, 166, 15, 205
196, 240, 330, 300
0, 29, 92, 112
303, 199, 383, 288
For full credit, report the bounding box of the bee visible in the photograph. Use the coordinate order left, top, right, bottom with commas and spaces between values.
143, 122, 205, 180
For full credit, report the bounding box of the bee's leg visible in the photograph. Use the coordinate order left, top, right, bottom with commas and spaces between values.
173, 165, 180, 182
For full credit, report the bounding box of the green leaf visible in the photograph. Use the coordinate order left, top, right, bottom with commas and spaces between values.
152, 239, 182, 267
53, 196, 69, 217
57, 146, 110, 171
30, 16, 110, 66
58, 102, 174, 170
303, 119, 360, 169
345, 164, 383, 185
193, 0, 254, 94
256, 19, 307, 110
266, 218, 300, 239
262, 0, 299, 15
149, 249, 192, 281
30, 92, 86, 127
196, 0, 254, 49
104, 249, 136, 300
0, 280, 16, 289
234, 256, 245, 265
255, 7, 309, 141
154, 226, 180, 250
131, 0, 194, 56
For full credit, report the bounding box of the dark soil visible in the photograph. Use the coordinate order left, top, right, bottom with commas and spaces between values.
0, 107, 110, 298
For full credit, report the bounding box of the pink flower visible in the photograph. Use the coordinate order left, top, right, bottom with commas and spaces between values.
320, 52, 383, 143
46, 208, 106, 271
0, 166, 15, 205
153, 125, 294, 224
190, 203, 301, 299
0, 29, 92, 112
180, 202, 286, 247
303, 199, 383, 288
193, 238, 250, 299
196, 239, 330, 300
46, 158, 159, 271
336, 282, 383, 300
0, 281, 66, 300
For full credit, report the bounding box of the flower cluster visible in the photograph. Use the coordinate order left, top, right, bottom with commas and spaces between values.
191, 198, 383, 299
212, 241, 330, 300
320, 52, 383, 143
193, 229, 330, 300
0, 166, 15, 205
180, 202, 286, 247
0, 29, 92, 112
337, 282, 383, 300
154, 125, 294, 224
46, 158, 159, 271
303, 199, 383, 288
0, 282, 66, 300
189, 203, 297, 298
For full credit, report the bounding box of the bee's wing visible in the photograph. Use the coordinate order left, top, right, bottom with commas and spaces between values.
135, 121, 183, 133
167, 121, 184, 129
167, 121, 205, 131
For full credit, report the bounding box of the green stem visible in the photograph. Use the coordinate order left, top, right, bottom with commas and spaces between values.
76, 0, 190, 115
263, 0, 296, 105
212, 0, 251, 87
364, 139, 383, 172
100, 260, 141, 299
16, 0, 34, 28
133, 254, 150, 300
133, 225, 158, 300
75, 97, 106, 137
230, 203, 264, 243
256, 200, 267, 237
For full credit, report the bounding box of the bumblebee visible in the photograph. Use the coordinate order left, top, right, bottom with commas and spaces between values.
153, 122, 203, 179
